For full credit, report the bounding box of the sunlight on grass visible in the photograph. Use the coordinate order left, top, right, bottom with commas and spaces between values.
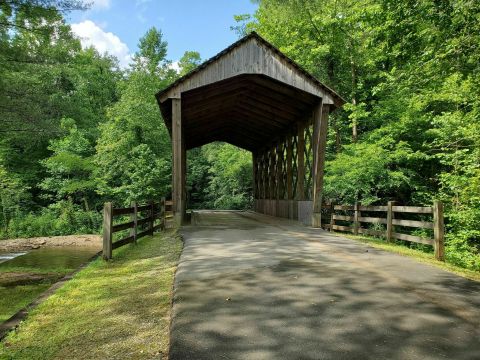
0, 231, 183, 359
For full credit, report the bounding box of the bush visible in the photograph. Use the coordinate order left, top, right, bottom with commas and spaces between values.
1, 200, 101, 239
445, 233, 480, 271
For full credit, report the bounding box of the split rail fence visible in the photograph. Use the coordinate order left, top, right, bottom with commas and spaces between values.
322, 201, 445, 261
102, 198, 173, 260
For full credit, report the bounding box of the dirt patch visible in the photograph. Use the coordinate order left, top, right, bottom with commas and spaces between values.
0, 235, 101, 252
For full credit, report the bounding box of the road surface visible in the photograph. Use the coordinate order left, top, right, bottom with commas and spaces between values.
170, 211, 479, 359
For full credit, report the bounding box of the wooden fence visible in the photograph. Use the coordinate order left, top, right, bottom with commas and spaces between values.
322, 201, 445, 261
102, 198, 173, 260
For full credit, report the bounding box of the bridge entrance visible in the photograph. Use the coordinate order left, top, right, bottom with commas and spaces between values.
156, 32, 344, 226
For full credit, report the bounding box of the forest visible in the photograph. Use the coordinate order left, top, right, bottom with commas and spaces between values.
0, 0, 479, 271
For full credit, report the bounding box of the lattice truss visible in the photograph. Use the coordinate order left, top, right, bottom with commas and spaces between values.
254, 119, 315, 201
304, 120, 314, 200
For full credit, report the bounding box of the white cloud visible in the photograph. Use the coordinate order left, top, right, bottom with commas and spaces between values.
169, 61, 180, 73
90, 0, 111, 10
71, 20, 132, 68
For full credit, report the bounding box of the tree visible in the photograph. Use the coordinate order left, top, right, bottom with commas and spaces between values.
95, 27, 176, 205
178, 51, 201, 76
40, 118, 96, 209
131, 27, 168, 75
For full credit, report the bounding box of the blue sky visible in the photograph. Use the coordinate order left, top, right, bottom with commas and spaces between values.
67, 0, 257, 68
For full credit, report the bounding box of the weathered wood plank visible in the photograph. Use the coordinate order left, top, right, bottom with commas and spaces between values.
112, 235, 135, 250
392, 206, 433, 214
102, 202, 113, 260
433, 201, 445, 261
112, 220, 135, 233
332, 214, 354, 221
333, 205, 354, 211
331, 224, 354, 232
392, 232, 434, 245
312, 103, 329, 227
392, 219, 434, 229
112, 207, 134, 216
386, 201, 394, 242
172, 98, 186, 225
296, 121, 305, 200
358, 205, 388, 212
358, 216, 388, 224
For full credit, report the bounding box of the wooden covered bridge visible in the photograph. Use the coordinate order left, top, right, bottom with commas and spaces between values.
156, 32, 344, 226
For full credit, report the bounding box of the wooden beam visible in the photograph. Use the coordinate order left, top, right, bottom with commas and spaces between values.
172, 98, 186, 225
433, 201, 445, 261
269, 147, 276, 200
286, 132, 293, 199
296, 122, 305, 200
240, 97, 295, 123
276, 142, 284, 201
252, 152, 258, 200
312, 102, 329, 227
235, 103, 290, 127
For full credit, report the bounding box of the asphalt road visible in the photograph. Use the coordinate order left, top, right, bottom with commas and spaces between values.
169, 211, 480, 360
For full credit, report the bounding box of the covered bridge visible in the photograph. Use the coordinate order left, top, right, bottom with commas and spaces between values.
156, 32, 344, 226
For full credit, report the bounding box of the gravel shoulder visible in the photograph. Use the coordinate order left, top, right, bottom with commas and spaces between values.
0, 235, 101, 252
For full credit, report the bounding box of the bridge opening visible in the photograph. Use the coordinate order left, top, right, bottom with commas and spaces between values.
186, 142, 253, 211
156, 32, 344, 226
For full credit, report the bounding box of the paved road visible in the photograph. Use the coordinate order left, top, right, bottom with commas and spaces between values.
169, 211, 480, 360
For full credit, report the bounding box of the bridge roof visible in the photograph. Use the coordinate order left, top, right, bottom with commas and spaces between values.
156, 32, 344, 151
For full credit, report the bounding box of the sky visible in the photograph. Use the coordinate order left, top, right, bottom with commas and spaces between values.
67, 0, 258, 68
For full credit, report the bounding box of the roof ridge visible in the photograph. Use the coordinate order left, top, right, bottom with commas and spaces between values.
156, 31, 345, 107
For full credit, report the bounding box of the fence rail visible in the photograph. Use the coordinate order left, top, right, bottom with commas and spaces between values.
102, 197, 173, 260
322, 200, 445, 261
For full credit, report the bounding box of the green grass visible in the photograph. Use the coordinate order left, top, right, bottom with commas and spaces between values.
0, 284, 51, 323
0, 231, 183, 359
337, 232, 480, 282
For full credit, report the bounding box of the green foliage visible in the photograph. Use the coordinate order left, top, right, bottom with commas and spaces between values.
40, 118, 96, 205
95, 28, 175, 206
178, 51, 202, 76
187, 143, 253, 210
324, 142, 408, 205
2, 200, 101, 239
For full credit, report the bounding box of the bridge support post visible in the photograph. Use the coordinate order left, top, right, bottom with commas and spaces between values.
172, 98, 186, 226
312, 102, 330, 228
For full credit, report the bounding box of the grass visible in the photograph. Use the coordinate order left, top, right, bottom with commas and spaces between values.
0, 231, 183, 359
0, 284, 51, 323
337, 232, 480, 282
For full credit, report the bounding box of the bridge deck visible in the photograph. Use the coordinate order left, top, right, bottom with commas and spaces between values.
170, 211, 479, 359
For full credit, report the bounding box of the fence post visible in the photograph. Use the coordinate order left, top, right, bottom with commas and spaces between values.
161, 197, 166, 230
353, 202, 360, 235
149, 201, 154, 235
102, 202, 113, 260
330, 203, 335, 232
130, 201, 138, 244
386, 201, 395, 242
433, 200, 445, 261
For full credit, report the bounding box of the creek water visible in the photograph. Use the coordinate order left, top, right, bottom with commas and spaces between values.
0, 253, 27, 264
